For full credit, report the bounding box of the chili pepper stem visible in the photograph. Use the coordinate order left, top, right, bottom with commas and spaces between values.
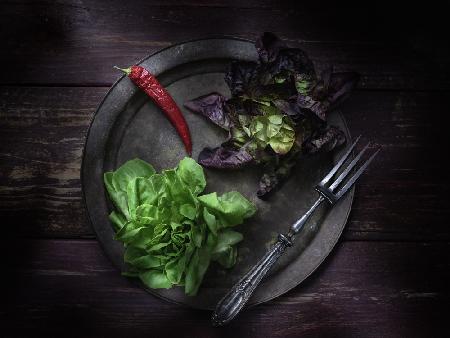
113, 66, 132, 75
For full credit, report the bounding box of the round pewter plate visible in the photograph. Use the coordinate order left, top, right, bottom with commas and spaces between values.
81, 38, 353, 310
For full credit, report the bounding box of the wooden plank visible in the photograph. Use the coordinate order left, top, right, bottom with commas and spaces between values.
1, 239, 448, 336
0, 86, 448, 240
1, 0, 448, 89
0, 86, 105, 238
342, 91, 450, 240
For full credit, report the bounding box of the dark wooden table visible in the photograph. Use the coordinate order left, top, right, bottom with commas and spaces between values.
1, 1, 449, 337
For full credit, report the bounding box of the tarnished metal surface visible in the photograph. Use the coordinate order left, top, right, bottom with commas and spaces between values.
212, 137, 379, 325
81, 38, 354, 310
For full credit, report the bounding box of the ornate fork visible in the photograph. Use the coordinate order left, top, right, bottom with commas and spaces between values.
212, 136, 380, 326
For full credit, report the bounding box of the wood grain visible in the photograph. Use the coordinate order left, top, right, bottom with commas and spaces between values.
2, 239, 448, 337
1, 86, 448, 240
1, 1, 449, 335
1, 0, 448, 89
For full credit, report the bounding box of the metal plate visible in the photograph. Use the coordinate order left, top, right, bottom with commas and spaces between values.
81, 38, 353, 310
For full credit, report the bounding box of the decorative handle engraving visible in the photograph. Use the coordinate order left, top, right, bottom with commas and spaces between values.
211, 196, 325, 326
211, 233, 292, 327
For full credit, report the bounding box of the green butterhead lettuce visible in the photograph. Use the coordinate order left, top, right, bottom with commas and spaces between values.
104, 157, 256, 296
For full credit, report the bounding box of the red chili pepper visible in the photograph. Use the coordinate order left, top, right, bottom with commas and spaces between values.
115, 65, 192, 155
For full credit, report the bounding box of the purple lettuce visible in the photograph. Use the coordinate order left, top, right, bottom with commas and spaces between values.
257, 151, 299, 198
255, 32, 287, 63
297, 70, 359, 121
184, 32, 358, 198
303, 125, 346, 154
224, 61, 259, 97
184, 93, 233, 130
198, 146, 254, 169
256, 32, 315, 83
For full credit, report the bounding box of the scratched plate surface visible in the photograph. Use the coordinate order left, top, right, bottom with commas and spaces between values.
82, 38, 353, 310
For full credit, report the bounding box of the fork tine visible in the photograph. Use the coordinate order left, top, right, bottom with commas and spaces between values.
335, 148, 380, 199
329, 142, 370, 191
319, 135, 361, 186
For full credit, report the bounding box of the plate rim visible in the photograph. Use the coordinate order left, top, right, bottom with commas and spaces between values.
81, 36, 354, 309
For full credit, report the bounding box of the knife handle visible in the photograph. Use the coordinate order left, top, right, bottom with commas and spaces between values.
211, 233, 293, 326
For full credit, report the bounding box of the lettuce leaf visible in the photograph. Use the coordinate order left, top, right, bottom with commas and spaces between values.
257, 150, 300, 198
198, 145, 254, 169
185, 32, 357, 198
104, 157, 256, 296
296, 71, 360, 121
255, 32, 287, 63
303, 125, 346, 154
184, 93, 233, 130
198, 191, 257, 227
224, 60, 260, 96
112, 158, 155, 192
249, 113, 295, 155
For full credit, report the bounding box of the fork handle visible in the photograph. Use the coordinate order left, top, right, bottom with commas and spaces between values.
211, 233, 293, 326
